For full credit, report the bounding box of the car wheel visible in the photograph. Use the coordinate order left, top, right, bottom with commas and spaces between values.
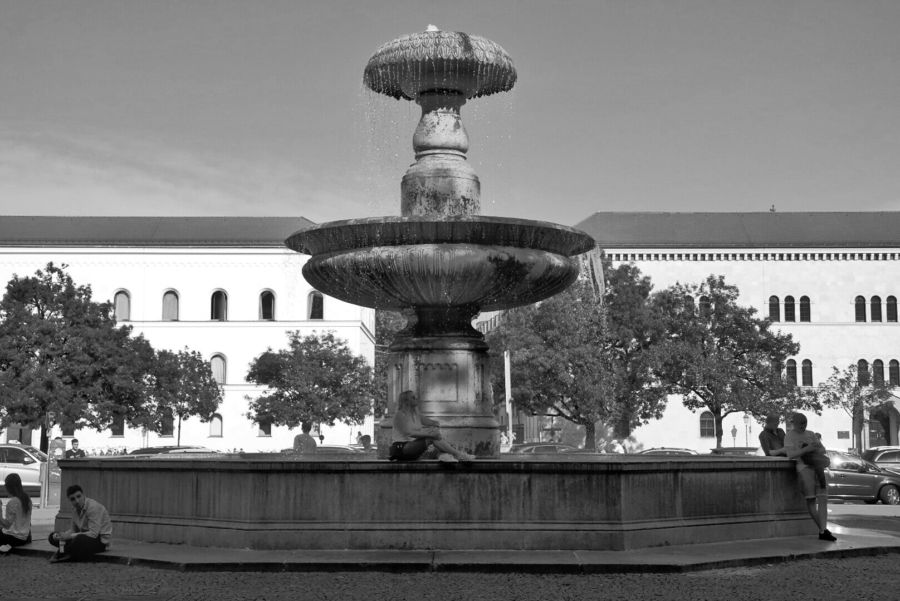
879, 485, 900, 505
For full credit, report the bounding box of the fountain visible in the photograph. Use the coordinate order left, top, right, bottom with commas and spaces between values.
286, 26, 595, 457
57, 28, 813, 552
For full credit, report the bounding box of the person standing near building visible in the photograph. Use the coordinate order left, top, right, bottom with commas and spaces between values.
49, 484, 112, 562
65, 439, 86, 459
0, 473, 33, 553
759, 414, 786, 456
293, 422, 318, 455
782, 413, 836, 542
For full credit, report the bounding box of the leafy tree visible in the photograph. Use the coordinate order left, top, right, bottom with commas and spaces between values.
486, 261, 669, 450
818, 363, 891, 451
245, 331, 376, 429
0, 263, 157, 449
651, 275, 812, 447
146, 348, 222, 446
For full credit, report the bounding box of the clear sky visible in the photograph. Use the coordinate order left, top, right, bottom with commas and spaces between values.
2, 0, 899, 227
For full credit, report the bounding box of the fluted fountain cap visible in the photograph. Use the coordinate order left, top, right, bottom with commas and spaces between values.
364, 26, 517, 100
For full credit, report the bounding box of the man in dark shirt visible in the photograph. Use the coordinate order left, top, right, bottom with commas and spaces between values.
758, 414, 786, 456
64, 439, 86, 459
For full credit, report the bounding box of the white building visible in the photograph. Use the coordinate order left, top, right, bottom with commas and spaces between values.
0, 216, 376, 454
575, 211, 900, 453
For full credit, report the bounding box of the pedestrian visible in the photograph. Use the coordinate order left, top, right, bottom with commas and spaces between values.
781, 412, 836, 542
389, 390, 475, 462
65, 438, 86, 459
610, 439, 625, 454
48, 484, 112, 562
0, 473, 33, 553
758, 414, 786, 456
293, 422, 318, 454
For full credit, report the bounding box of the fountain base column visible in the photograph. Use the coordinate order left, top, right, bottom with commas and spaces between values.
377, 333, 500, 459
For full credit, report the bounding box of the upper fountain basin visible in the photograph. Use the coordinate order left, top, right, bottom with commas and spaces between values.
364, 30, 517, 100
285, 216, 595, 311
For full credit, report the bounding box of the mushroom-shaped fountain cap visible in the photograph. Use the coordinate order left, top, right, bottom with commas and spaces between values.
364, 27, 517, 100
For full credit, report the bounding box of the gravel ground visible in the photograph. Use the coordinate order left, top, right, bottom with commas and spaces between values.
1, 554, 897, 601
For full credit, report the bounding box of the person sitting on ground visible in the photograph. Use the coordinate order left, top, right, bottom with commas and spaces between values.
781, 412, 836, 542
390, 390, 475, 462
759, 414, 786, 456
0, 473, 33, 553
293, 422, 318, 454
49, 484, 112, 563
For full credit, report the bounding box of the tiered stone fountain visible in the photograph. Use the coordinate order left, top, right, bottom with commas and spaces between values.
287, 26, 594, 457
57, 28, 812, 552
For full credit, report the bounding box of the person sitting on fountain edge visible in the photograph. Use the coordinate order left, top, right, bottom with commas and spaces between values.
389, 390, 475, 462
49, 484, 112, 562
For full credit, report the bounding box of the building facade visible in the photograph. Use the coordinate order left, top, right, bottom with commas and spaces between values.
0, 217, 376, 454
574, 211, 900, 453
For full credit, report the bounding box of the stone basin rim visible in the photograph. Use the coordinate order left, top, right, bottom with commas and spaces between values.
285, 215, 596, 257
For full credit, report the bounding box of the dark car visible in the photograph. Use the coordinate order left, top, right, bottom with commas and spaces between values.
861, 446, 900, 472
638, 448, 699, 456
127, 446, 219, 456
826, 450, 900, 505
508, 443, 578, 454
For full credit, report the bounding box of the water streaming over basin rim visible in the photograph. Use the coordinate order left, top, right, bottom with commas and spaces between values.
285, 215, 596, 257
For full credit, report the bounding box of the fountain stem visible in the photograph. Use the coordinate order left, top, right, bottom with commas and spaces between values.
402, 91, 480, 217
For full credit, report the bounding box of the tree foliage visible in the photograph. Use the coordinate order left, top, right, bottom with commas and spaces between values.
146, 348, 222, 446
0, 263, 156, 442
818, 363, 891, 451
651, 275, 812, 447
245, 331, 376, 428
486, 260, 669, 450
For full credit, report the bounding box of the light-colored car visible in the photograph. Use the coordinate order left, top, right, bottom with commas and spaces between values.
508, 443, 578, 454
0, 443, 48, 496
637, 448, 700, 456
127, 446, 220, 457
861, 446, 900, 472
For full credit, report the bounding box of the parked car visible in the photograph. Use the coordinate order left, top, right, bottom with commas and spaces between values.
861, 446, 900, 472
127, 446, 219, 457
826, 450, 900, 505
0, 443, 49, 496
507, 443, 578, 454
637, 448, 699, 456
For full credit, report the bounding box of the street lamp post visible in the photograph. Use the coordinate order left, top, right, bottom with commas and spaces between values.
743, 413, 750, 447
731, 425, 737, 447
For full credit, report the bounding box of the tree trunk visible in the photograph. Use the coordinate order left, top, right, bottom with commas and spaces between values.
714, 412, 724, 448
39, 425, 49, 453
584, 421, 596, 450
177, 416, 182, 447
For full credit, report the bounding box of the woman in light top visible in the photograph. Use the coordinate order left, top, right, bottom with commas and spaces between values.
389, 390, 475, 462
0, 473, 33, 552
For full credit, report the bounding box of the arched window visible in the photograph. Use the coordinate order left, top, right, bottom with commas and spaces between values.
785, 359, 798, 386
259, 291, 275, 320
699, 411, 715, 438
890, 360, 900, 387
874, 359, 885, 386
162, 290, 179, 321
855, 296, 867, 322
308, 291, 324, 320
699, 295, 711, 316
210, 354, 226, 386
858, 359, 870, 386
799, 296, 811, 322
114, 291, 131, 321
683, 295, 695, 315
888, 296, 898, 323
801, 359, 813, 387
209, 414, 223, 437
768, 296, 780, 322
783, 296, 796, 322
871, 296, 883, 322
211, 291, 227, 321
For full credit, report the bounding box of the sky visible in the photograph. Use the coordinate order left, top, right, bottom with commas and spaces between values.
1, 0, 899, 228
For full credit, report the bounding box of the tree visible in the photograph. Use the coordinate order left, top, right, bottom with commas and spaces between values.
245, 331, 376, 429
146, 348, 222, 446
486, 261, 669, 450
818, 363, 891, 452
651, 275, 813, 447
0, 263, 156, 449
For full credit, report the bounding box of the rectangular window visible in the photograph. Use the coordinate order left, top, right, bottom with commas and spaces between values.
258, 420, 272, 437
110, 415, 125, 437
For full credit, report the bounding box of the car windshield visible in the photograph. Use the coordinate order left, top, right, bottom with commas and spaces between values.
861, 450, 878, 462
23, 446, 48, 461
